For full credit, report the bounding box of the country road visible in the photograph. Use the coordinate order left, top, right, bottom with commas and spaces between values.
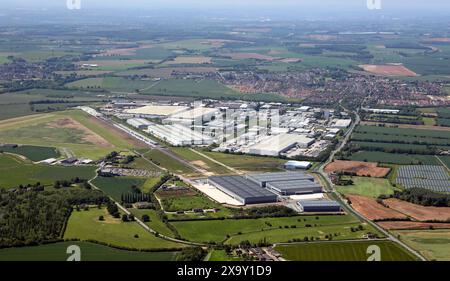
312, 104, 426, 261
87, 108, 427, 259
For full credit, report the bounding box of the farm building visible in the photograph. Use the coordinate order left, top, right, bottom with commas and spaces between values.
248, 134, 314, 156
125, 105, 189, 118
145, 124, 213, 146
284, 161, 312, 170
126, 118, 153, 129
247, 171, 315, 187
297, 200, 342, 213
164, 107, 219, 125
207, 176, 278, 205
266, 180, 322, 196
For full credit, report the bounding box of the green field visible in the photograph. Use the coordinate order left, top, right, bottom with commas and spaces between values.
336, 177, 397, 198
0, 110, 138, 160
0, 241, 178, 261
91, 176, 147, 201
0, 145, 59, 162
63, 207, 183, 250
0, 154, 96, 188
275, 241, 416, 261
348, 151, 441, 165
202, 151, 285, 172
130, 209, 175, 237
394, 230, 450, 261
207, 249, 243, 261
171, 215, 382, 244
170, 148, 231, 175
144, 149, 198, 176
142, 79, 286, 102
438, 156, 450, 169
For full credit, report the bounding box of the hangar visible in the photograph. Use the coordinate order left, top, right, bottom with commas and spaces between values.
297, 200, 342, 213
207, 176, 278, 205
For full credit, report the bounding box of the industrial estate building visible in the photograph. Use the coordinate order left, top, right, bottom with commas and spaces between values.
284, 160, 312, 170
208, 176, 278, 204
265, 180, 322, 196
145, 124, 213, 146
126, 118, 153, 129
248, 134, 314, 157
297, 200, 342, 213
206, 171, 325, 204
246, 171, 322, 196
126, 105, 189, 118
164, 107, 219, 125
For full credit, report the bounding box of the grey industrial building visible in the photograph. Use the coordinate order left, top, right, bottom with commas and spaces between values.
246, 171, 316, 187
208, 176, 278, 205
297, 200, 342, 213
266, 180, 322, 195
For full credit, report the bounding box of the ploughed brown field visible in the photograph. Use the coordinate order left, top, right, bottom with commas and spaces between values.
377, 221, 450, 230
359, 64, 418, 77
347, 195, 408, 221
383, 199, 450, 222
324, 160, 390, 178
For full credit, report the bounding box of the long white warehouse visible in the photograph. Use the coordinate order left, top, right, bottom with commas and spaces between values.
248, 134, 314, 157
146, 124, 213, 146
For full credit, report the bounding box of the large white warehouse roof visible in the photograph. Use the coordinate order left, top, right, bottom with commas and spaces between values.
125, 105, 188, 116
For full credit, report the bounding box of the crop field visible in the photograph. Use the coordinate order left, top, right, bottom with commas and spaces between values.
76, 60, 156, 71
201, 151, 285, 172
0, 145, 59, 162
348, 151, 441, 165
395, 165, 450, 192
325, 160, 390, 178
346, 195, 408, 221
383, 199, 450, 222
91, 176, 147, 202
275, 240, 416, 261
0, 110, 142, 160
67, 77, 158, 93
359, 64, 418, 77
170, 215, 381, 244
336, 177, 397, 198
141, 79, 286, 102
351, 141, 449, 154
438, 156, 450, 169
354, 125, 450, 139
64, 207, 183, 250
0, 241, 178, 261
378, 221, 450, 230
0, 154, 96, 188
394, 230, 450, 261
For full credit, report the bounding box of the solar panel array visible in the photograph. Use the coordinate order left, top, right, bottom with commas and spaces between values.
396, 165, 450, 192
208, 176, 277, 202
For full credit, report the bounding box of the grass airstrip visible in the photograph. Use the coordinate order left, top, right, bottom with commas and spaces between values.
0, 110, 141, 160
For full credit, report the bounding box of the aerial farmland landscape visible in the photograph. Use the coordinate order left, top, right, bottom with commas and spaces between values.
0, 0, 449, 273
